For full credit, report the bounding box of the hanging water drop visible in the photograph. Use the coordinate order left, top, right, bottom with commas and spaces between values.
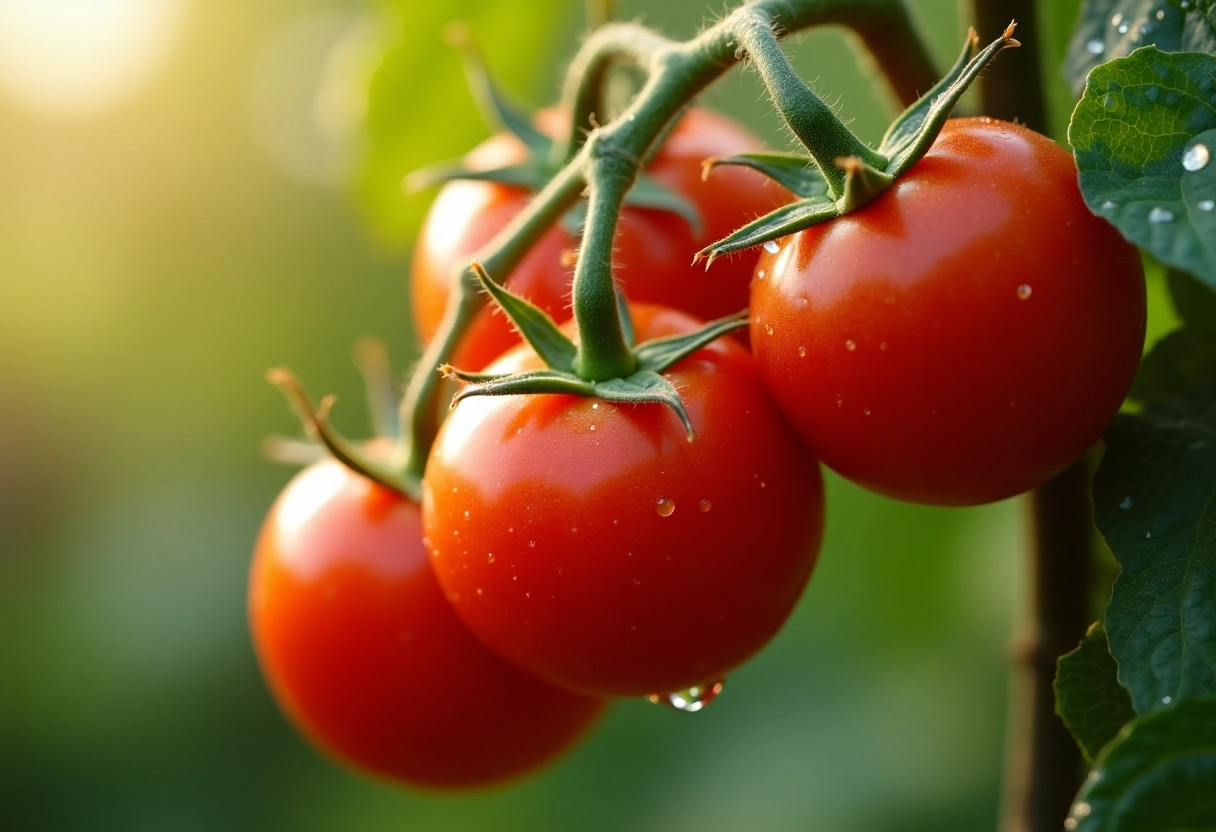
763, 240, 779, 254
1017, 284, 1033, 300
1182, 142, 1210, 171
1148, 206, 1174, 223
655, 497, 675, 517
1086, 38, 1105, 54
1199, 199, 1215, 211
646, 679, 724, 713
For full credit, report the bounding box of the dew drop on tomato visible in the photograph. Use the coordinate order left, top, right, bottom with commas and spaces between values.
647, 679, 725, 713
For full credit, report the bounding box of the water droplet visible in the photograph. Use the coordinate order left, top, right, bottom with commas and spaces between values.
845, 339, 856, 351
1162, 695, 1173, 705
589, 424, 596, 431
1102, 199, 1118, 210
1117, 22, 1130, 34
797, 345, 806, 358
1148, 206, 1175, 223
1064, 819, 1077, 831
591, 402, 599, 410
1156, 9, 1166, 21
763, 323, 774, 336
655, 497, 675, 517
525, 591, 531, 599
763, 240, 779, 254
755, 269, 766, 280
699, 499, 712, 512
794, 295, 809, 309
1119, 496, 1133, 510
1074, 803, 1092, 818
1183, 142, 1210, 171
1198, 199, 1215, 211
759, 480, 767, 488
646, 680, 724, 713
633, 577, 641, 586
487, 552, 495, 563
835, 394, 843, 407
1139, 23, 1152, 35
528, 540, 536, 548
1110, 13, 1123, 26
476, 587, 483, 595
1146, 531, 1153, 539
1017, 284, 1033, 300
463, 509, 470, 518
1086, 38, 1105, 54
863, 408, 872, 416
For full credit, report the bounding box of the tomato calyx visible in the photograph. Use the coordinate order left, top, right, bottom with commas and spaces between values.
695, 22, 1020, 265
440, 261, 747, 439
265, 367, 417, 500
403, 25, 702, 237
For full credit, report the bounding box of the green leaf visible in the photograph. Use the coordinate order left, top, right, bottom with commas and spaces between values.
1092, 382, 1216, 715
632, 312, 748, 374
470, 261, 577, 371
1068, 696, 1216, 831
1055, 623, 1137, 764
1131, 270, 1216, 402
449, 368, 595, 404
701, 152, 830, 199
1064, 0, 1216, 96
1069, 48, 1216, 288
404, 160, 552, 193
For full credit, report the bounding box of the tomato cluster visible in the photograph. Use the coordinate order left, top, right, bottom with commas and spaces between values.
249, 108, 1144, 790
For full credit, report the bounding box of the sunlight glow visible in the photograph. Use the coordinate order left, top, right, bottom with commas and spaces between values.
0, 0, 187, 118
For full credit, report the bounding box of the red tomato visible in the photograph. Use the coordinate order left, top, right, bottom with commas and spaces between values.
750, 117, 1146, 506
422, 305, 824, 698
411, 108, 784, 370
249, 457, 604, 788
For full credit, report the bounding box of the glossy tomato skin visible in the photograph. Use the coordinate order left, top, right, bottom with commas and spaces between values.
249, 458, 604, 789
750, 117, 1146, 506
422, 305, 825, 698
411, 108, 784, 370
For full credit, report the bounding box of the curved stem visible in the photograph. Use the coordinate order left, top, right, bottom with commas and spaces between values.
400, 0, 943, 480
398, 159, 588, 486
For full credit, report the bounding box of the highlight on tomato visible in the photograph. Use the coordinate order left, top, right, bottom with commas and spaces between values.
410, 107, 785, 371
421, 304, 825, 700
249, 456, 605, 789
749, 117, 1146, 507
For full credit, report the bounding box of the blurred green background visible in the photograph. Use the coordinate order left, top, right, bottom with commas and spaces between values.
0, 1, 1094, 829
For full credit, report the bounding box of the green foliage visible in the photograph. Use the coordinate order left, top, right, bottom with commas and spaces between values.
1132, 270, 1216, 402
1063, 0, 1215, 96
1068, 696, 1216, 831
1069, 47, 1216, 288
1054, 623, 1137, 764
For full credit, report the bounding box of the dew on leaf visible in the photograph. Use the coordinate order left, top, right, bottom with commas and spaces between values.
1198, 200, 1215, 211
1148, 206, 1175, 223
1182, 142, 1210, 171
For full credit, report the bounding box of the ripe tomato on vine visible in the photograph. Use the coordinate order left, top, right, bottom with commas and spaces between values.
749, 118, 1146, 506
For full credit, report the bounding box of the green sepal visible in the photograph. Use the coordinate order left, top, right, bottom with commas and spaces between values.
594, 371, 693, 439
695, 199, 838, 265
698, 25, 1019, 260
447, 365, 694, 439
445, 22, 549, 153
616, 288, 636, 348
265, 368, 416, 500
404, 159, 552, 193
876, 22, 1021, 174
701, 151, 830, 199
633, 311, 748, 373
447, 367, 596, 403
470, 260, 577, 371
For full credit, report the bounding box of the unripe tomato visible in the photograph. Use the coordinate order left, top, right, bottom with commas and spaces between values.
411, 108, 784, 370
422, 305, 824, 698
750, 117, 1146, 506
249, 458, 604, 788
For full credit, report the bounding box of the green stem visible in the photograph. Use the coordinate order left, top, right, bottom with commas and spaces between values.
398, 159, 588, 486
400, 0, 942, 481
